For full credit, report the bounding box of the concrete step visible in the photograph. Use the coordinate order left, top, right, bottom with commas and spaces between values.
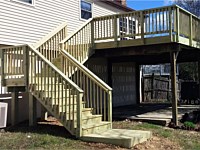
82, 122, 111, 135
81, 129, 152, 148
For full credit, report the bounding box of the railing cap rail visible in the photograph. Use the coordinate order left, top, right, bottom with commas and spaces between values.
60, 18, 93, 44
27, 45, 84, 93
61, 50, 112, 92
175, 5, 200, 20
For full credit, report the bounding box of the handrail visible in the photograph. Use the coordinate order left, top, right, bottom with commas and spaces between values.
28, 45, 83, 93
33, 21, 68, 49
60, 18, 93, 44
61, 50, 112, 91
175, 5, 200, 19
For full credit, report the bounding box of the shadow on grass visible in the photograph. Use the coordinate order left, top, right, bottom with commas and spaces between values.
6, 120, 75, 140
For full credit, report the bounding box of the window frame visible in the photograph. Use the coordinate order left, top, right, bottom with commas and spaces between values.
80, 0, 93, 20
11, 0, 35, 6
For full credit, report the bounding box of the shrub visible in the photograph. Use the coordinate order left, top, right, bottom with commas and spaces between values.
183, 121, 196, 129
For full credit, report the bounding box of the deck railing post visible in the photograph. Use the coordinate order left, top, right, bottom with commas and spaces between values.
176, 7, 180, 42
140, 11, 144, 43
169, 7, 173, 42
76, 92, 83, 138
1, 49, 5, 86
189, 14, 193, 46
113, 15, 118, 46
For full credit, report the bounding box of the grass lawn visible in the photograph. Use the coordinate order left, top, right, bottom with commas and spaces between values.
1, 120, 200, 150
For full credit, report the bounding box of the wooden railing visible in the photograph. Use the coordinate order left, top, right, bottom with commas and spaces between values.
33, 22, 68, 62
1, 45, 25, 85
92, 5, 199, 45
60, 19, 93, 64
1, 45, 84, 137
61, 50, 112, 122
60, 5, 199, 57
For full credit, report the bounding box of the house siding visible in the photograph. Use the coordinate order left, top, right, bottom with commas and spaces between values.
0, 0, 125, 46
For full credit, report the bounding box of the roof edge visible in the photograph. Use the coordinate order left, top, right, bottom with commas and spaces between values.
101, 1, 135, 12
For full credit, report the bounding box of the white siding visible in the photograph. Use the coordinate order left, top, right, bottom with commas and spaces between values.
0, 0, 125, 45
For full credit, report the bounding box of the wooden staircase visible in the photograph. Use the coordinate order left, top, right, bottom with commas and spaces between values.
29, 76, 112, 136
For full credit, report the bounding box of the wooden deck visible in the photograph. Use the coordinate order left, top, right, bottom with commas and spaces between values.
95, 35, 199, 50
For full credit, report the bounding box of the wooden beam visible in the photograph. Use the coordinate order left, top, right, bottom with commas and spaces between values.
28, 92, 37, 126
198, 61, 200, 98
11, 92, 19, 126
170, 51, 178, 126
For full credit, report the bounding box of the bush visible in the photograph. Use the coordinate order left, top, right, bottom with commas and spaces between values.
183, 121, 196, 129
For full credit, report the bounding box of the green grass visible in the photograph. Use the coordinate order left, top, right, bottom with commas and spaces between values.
1, 121, 200, 149
113, 121, 200, 150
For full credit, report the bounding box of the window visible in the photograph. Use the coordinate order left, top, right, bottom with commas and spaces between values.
12, 0, 34, 5
119, 17, 136, 40
81, 1, 92, 20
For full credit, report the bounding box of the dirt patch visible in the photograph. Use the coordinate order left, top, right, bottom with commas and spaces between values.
134, 136, 181, 150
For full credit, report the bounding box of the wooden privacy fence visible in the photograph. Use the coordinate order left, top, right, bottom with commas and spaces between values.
142, 75, 181, 103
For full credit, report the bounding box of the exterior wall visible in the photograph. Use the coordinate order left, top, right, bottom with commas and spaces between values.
85, 57, 108, 84
112, 62, 136, 107
86, 58, 137, 107
0, 0, 125, 46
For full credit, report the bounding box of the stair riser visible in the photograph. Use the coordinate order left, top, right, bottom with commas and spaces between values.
36, 91, 76, 98
45, 97, 78, 106
73, 117, 102, 128
82, 123, 111, 135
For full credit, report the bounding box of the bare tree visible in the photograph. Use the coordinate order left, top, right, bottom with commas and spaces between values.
174, 0, 200, 17
174, 0, 200, 81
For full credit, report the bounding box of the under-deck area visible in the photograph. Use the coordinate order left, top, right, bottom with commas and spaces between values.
0, 5, 199, 138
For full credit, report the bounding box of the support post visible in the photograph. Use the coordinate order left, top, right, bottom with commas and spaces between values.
11, 91, 19, 126
198, 61, 200, 98
28, 92, 37, 126
76, 92, 83, 138
151, 73, 155, 100
170, 51, 178, 126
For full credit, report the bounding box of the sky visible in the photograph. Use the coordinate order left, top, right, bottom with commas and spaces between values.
127, 0, 174, 10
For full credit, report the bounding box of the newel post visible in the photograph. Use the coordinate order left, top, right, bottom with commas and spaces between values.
76, 92, 83, 138
108, 90, 112, 128
23, 46, 29, 89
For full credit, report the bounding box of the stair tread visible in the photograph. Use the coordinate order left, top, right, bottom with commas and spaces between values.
81, 129, 152, 148
82, 121, 111, 129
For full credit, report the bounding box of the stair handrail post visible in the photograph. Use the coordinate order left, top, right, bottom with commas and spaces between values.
23, 45, 29, 91
108, 90, 112, 125
1, 49, 5, 86
76, 91, 84, 138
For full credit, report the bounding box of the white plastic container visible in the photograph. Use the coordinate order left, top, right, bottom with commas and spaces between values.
0, 102, 8, 128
